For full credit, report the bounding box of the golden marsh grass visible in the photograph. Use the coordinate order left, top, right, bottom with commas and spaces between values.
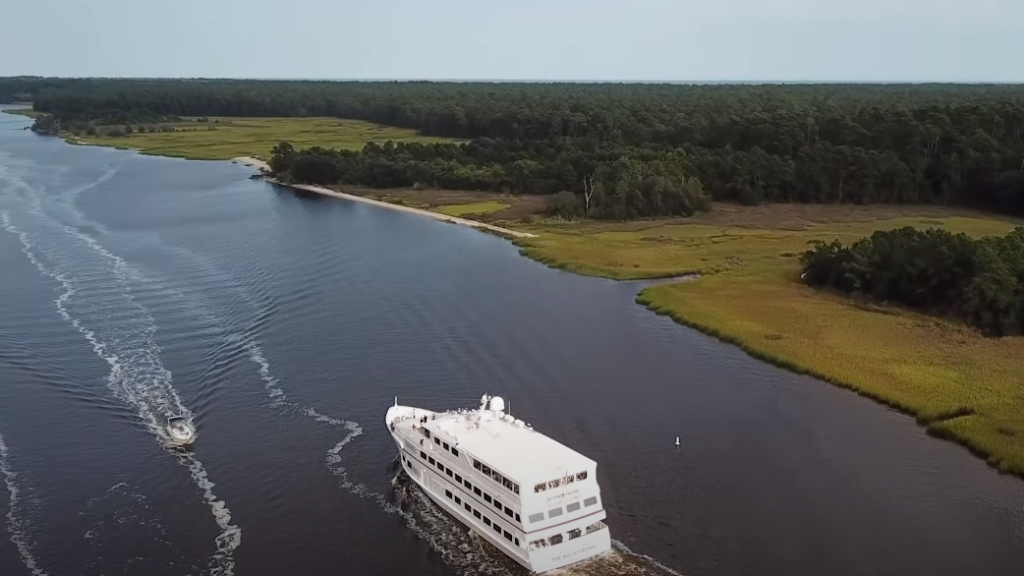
512, 204, 1024, 477
72, 117, 457, 161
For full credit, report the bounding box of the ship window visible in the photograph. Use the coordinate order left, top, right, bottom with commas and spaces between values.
455, 496, 461, 504
502, 478, 513, 490
567, 528, 582, 540
473, 460, 482, 471
515, 513, 520, 522
515, 537, 520, 547
464, 503, 471, 512
513, 484, 520, 495
446, 468, 453, 478
464, 480, 472, 489
420, 451, 426, 459
424, 429, 430, 439
474, 510, 481, 519
455, 474, 462, 483
504, 530, 513, 542
428, 457, 435, 465
549, 479, 560, 489
584, 496, 598, 507
577, 471, 587, 481
566, 502, 581, 513
491, 471, 502, 483
528, 513, 544, 523
474, 487, 481, 497
493, 523, 501, 535
443, 442, 449, 450
534, 483, 546, 493
493, 499, 502, 512
435, 438, 440, 446
549, 534, 563, 546
452, 448, 459, 457
483, 517, 491, 527
504, 506, 513, 518
445, 490, 452, 499
484, 494, 492, 503
481, 464, 491, 475
548, 507, 563, 518
564, 475, 574, 485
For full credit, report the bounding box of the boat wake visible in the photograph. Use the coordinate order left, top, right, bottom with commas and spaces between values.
246, 345, 685, 576
0, 432, 50, 576
245, 341, 526, 575
0, 199, 241, 576
0, 157, 683, 576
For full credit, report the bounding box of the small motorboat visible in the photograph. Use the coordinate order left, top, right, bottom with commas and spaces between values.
166, 416, 196, 446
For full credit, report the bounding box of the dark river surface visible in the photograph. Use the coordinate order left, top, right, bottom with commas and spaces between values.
0, 106, 1022, 576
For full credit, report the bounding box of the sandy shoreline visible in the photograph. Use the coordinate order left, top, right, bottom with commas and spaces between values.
231, 157, 536, 239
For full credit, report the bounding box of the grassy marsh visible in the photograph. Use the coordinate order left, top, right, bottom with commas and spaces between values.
71, 116, 457, 161
434, 201, 512, 217
511, 204, 1024, 477
2, 107, 40, 118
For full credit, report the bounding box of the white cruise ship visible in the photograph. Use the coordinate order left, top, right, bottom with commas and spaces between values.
386, 394, 612, 573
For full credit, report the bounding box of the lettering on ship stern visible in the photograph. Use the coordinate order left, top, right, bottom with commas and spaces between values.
550, 543, 598, 563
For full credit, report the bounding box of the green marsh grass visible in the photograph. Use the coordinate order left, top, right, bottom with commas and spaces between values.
2, 107, 40, 118
512, 206, 1024, 478
74, 117, 457, 161
434, 201, 511, 217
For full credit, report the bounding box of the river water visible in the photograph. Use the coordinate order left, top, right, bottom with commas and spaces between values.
0, 106, 1022, 576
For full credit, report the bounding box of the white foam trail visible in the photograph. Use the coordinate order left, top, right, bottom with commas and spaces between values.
0, 433, 50, 576
242, 339, 528, 574
177, 452, 242, 576
609, 540, 687, 576
247, 339, 687, 575
0, 210, 241, 576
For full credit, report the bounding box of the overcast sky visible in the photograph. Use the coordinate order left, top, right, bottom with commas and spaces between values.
2, 0, 1021, 81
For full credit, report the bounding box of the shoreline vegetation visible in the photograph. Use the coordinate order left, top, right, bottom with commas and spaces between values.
245, 143, 1024, 479
509, 209, 1023, 477
2, 107, 39, 118
232, 157, 535, 239
4, 78, 1023, 479
2, 112, 457, 160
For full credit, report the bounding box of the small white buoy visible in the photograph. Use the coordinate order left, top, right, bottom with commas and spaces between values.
674, 436, 680, 447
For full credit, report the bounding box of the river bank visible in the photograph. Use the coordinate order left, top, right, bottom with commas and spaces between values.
233, 149, 1024, 479
232, 157, 536, 239
511, 207, 1024, 479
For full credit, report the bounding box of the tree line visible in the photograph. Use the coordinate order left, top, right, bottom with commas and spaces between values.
4, 77, 1024, 218
800, 226, 1024, 336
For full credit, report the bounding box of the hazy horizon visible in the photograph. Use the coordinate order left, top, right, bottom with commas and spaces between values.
2, 0, 1022, 82
3, 77, 1023, 85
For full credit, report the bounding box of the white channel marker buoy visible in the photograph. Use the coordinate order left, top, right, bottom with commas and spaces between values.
674, 436, 680, 447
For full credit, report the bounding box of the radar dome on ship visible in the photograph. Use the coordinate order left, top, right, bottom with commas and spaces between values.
489, 396, 505, 412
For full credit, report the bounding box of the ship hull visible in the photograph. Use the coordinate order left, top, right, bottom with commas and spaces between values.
386, 405, 611, 573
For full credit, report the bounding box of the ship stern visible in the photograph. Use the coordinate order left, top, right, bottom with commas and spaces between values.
528, 522, 612, 573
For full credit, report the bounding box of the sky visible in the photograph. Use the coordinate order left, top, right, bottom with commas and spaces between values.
2, 0, 1022, 82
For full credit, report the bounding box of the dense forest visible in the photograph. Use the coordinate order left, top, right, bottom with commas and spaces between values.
4, 77, 1024, 219
800, 227, 1024, 336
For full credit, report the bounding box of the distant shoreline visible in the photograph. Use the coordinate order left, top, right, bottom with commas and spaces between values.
230, 157, 536, 240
